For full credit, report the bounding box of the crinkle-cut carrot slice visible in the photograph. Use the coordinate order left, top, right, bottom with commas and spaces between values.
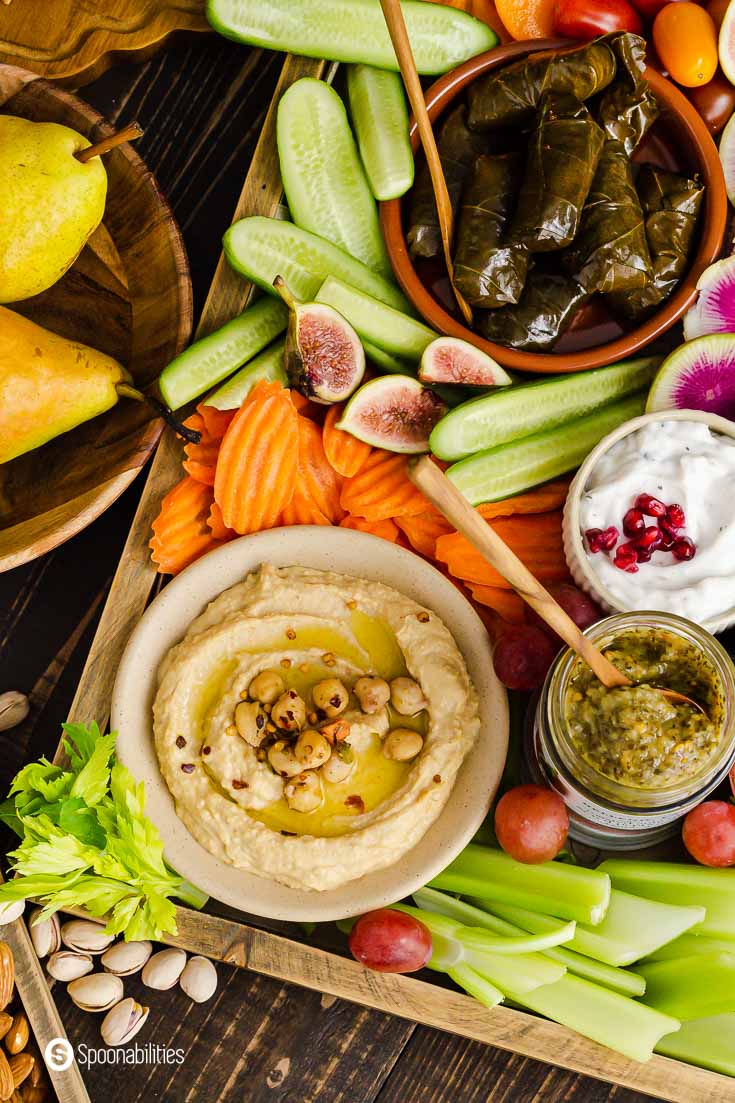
477, 478, 571, 520
150, 475, 223, 575
199, 404, 236, 440
323, 405, 374, 478
279, 489, 332, 526
467, 583, 526, 623
290, 390, 324, 422
340, 514, 400, 542
214, 381, 298, 534
435, 512, 567, 587
294, 415, 345, 523
340, 450, 431, 521
208, 501, 237, 542
183, 405, 236, 486
395, 510, 453, 558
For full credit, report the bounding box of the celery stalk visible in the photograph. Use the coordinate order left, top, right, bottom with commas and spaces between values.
514, 974, 679, 1064
643, 932, 735, 963
429, 844, 611, 926
459, 896, 646, 997
599, 859, 735, 939
656, 1014, 735, 1077
446, 963, 504, 1009
414, 889, 577, 955
485, 891, 704, 967
463, 948, 565, 996
638, 953, 735, 1020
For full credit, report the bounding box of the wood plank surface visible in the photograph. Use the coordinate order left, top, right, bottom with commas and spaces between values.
0, 29, 709, 1103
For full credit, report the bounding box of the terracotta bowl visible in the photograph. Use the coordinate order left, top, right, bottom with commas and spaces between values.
0, 65, 192, 571
380, 39, 728, 374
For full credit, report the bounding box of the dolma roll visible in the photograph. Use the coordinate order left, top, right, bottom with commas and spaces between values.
479, 271, 590, 352
609, 164, 704, 320
598, 32, 659, 156
453, 153, 530, 308
467, 39, 616, 131
563, 139, 653, 295
406, 104, 486, 259
510, 94, 605, 253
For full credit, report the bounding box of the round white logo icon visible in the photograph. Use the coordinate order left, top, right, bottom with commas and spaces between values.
45, 1038, 74, 1072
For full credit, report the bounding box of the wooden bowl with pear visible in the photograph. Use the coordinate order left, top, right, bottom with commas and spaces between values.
0, 65, 192, 572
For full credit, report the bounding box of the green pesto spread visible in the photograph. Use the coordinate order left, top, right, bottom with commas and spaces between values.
565, 628, 722, 789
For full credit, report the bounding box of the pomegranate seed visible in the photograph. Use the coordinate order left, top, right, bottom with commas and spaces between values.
658, 517, 679, 542
665, 503, 686, 529
623, 508, 645, 537
585, 528, 604, 553
636, 525, 663, 550
614, 543, 639, 572
635, 493, 666, 517
659, 529, 675, 551
672, 536, 696, 561
637, 547, 653, 563
599, 526, 619, 552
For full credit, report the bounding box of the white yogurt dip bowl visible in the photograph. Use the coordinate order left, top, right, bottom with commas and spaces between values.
563, 409, 735, 635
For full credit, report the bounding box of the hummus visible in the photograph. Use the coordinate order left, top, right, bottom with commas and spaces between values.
153, 564, 479, 892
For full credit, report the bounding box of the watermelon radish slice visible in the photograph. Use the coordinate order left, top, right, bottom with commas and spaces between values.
418, 336, 513, 388
646, 334, 735, 418
339, 376, 446, 453
683, 257, 735, 339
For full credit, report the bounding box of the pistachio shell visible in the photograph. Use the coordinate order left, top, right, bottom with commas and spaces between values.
179, 956, 218, 1003
141, 947, 187, 991
47, 951, 94, 982
0, 901, 24, 927
101, 940, 153, 977
29, 909, 60, 958
61, 919, 114, 954
67, 972, 124, 1012
101, 998, 149, 1047
0, 692, 29, 732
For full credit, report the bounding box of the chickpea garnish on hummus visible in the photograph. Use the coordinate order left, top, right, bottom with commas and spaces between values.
153, 565, 480, 892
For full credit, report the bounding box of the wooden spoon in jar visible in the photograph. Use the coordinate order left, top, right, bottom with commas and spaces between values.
409, 457, 706, 713
379, 0, 474, 325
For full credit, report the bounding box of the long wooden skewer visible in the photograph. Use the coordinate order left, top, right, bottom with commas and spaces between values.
379, 0, 473, 325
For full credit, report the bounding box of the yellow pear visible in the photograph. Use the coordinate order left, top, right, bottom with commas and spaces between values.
0, 116, 107, 303
0, 307, 138, 464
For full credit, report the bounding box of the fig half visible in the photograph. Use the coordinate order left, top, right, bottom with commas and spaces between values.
274, 276, 364, 403
339, 376, 446, 454
418, 336, 512, 388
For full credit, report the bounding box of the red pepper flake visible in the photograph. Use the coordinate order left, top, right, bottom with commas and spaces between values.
181, 763, 195, 774
345, 794, 365, 813
202, 746, 212, 756
175, 736, 186, 749
281, 830, 297, 836
417, 611, 430, 623
433, 774, 442, 784
232, 779, 249, 790
280, 658, 292, 669
286, 628, 297, 640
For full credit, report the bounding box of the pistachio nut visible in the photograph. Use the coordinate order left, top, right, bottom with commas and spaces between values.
141, 947, 187, 991
0, 692, 29, 732
47, 951, 94, 983
29, 908, 60, 958
101, 940, 153, 977
67, 972, 124, 1012
61, 919, 115, 955
0, 900, 24, 926
5, 1010, 28, 1055
179, 956, 217, 1004
101, 998, 149, 1047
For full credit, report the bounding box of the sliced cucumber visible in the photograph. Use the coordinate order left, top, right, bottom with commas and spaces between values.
315, 275, 435, 360
363, 341, 415, 375
224, 217, 410, 313
206, 0, 497, 76
346, 65, 414, 201
430, 356, 660, 462
448, 392, 647, 505
277, 78, 390, 277
159, 297, 288, 410
206, 340, 287, 410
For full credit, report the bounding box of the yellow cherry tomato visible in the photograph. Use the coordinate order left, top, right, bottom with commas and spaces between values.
653, 2, 718, 87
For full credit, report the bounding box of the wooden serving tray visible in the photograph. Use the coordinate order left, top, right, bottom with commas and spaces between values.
53, 52, 735, 1103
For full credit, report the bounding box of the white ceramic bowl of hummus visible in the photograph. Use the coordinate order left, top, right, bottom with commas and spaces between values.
112, 526, 507, 922
563, 408, 735, 634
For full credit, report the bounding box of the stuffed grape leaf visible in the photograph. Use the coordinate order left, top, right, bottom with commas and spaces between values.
479, 271, 589, 351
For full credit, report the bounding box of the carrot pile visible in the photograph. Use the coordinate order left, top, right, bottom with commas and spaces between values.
150, 381, 572, 627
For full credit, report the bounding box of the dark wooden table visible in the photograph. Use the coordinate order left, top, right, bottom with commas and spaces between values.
0, 35, 662, 1103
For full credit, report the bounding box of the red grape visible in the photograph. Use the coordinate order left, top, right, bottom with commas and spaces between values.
495, 784, 569, 863
683, 801, 735, 867
526, 583, 602, 644
349, 909, 432, 973
493, 625, 557, 691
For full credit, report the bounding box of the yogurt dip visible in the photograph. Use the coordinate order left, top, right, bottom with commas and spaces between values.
579, 420, 735, 624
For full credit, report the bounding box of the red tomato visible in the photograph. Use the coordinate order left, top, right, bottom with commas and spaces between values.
682, 801, 735, 866
688, 70, 735, 132
349, 909, 432, 973
553, 0, 643, 36
494, 784, 569, 864
653, 2, 718, 86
